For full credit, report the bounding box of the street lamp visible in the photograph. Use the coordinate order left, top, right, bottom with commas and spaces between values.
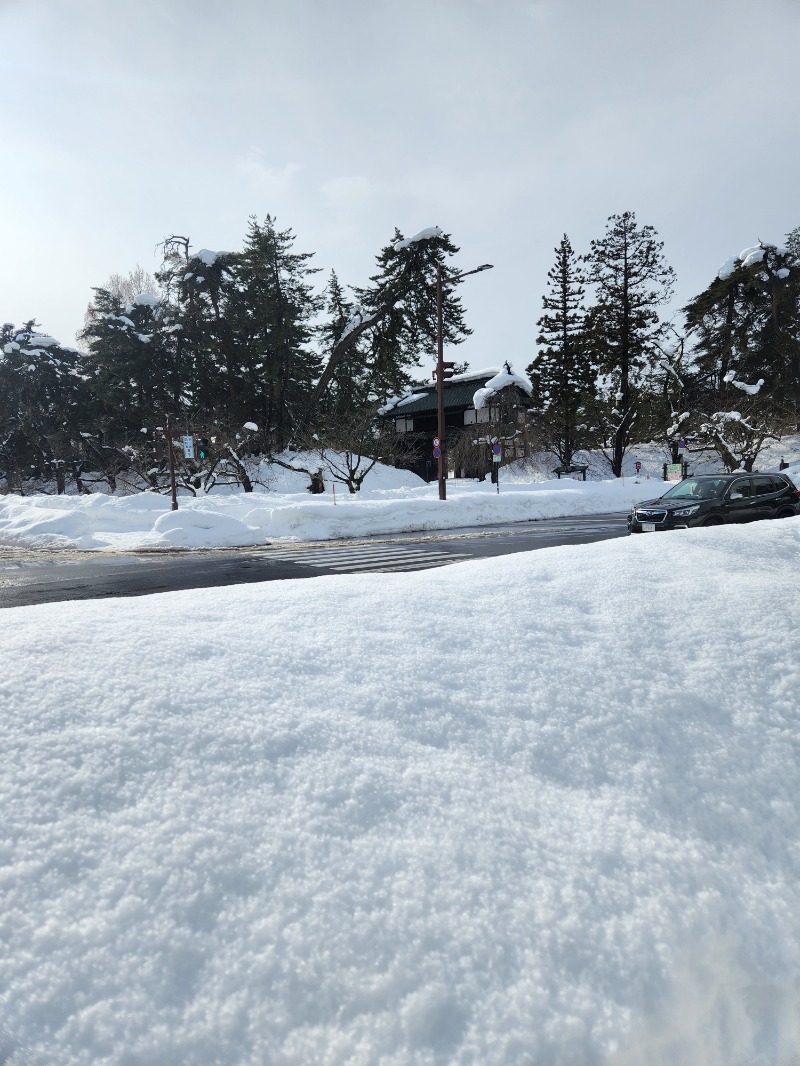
434, 262, 494, 500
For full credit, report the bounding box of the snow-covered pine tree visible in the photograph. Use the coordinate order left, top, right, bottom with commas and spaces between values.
527, 234, 594, 468
80, 288, 180, 430
0, 322, 91, 493
585, 211, 675, 477
313, 270, 367, 425
224, 216, 322, 450
300, 226, 472, 438
155, 236, 237, 426
354, 227, 471, 391
683, 238, 800, 466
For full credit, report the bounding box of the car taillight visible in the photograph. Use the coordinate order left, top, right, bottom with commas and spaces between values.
794, 490, 800, 500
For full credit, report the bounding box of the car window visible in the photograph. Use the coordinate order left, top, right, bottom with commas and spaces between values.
662, 480, 699, 498
729, 478, 752, 498
752, 476, 775, 496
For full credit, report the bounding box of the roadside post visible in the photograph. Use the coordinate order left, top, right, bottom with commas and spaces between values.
492, 441, 502, 493
432, 260, 494, 500
165, 420, 178, 510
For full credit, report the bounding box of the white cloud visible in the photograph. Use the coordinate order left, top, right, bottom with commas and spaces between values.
234, 149, 302, 198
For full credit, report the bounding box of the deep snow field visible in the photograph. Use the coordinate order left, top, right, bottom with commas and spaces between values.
2, 516, 800, 1065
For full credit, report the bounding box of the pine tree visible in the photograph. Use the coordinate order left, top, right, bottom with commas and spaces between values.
0, 322, 91, 492
154, 236, 235, 424
683, 238, 800, 467
314, 270, 366, 424
224, 216, 322, 448
300, 227, 472, 436
354, 227, 471, 390
527, 235, 594, 467
80, 288, 181, 432
584, 212, 676, 477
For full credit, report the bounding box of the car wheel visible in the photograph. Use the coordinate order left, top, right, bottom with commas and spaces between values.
775, 509, 795, 519
703, 515, 724, 526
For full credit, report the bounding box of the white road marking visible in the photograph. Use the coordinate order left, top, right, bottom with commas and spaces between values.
275, 544, 473, 573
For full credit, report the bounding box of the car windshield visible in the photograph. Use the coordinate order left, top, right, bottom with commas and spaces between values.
662, 478, 727, 500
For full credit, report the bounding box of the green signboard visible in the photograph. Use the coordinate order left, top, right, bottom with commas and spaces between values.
666, 463, 682, 481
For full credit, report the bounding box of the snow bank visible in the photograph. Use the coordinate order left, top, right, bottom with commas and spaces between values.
0, 478, 664, 551
2, 520, 800, 1065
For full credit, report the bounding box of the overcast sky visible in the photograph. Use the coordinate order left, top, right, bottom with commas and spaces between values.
3, 0, 800, 374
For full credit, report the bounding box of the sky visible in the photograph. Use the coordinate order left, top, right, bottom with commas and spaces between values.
3, 518, 800, 1064
3, 0, 800, 373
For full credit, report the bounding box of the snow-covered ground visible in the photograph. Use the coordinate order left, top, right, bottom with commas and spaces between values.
3, 440, 798, 552
0, 475, 708, 551
2, 518, 800, 1065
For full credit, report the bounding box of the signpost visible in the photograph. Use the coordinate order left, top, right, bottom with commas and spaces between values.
182, 435, 195, 459
492, 442, 501, 493
165, 421, 178, 510
665, 462, 682, 482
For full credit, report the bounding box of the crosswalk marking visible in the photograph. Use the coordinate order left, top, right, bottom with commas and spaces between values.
273, 543, 472, 573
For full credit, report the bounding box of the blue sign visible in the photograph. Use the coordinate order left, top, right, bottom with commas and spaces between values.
492, 443, 501, 455
433, 447, 441, 458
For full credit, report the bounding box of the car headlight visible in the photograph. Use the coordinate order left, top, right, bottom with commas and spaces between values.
672, 505, 700, 517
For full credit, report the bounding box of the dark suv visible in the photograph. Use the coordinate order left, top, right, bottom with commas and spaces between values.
628, 473, 800, 533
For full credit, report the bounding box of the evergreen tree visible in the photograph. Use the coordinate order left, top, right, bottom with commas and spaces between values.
354, 226, 471, 390
314, 270, 367, 424
0, 322, 91, 492
527, 235, 594, 467
300, 226, 472, 435
80, 288, 182, 433
225, 216, 322, 448
683, 238, 800, 467
585, 211, 676, 476
155, 236, 235, 423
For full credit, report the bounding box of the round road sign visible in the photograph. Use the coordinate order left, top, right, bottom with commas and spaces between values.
492, 443, 501, 455
433, 447, 441, 458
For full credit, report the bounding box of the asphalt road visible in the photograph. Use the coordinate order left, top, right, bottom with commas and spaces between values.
0, 513, 629, 609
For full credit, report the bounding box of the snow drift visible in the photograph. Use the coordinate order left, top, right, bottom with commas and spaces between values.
1, 519, 800, 1064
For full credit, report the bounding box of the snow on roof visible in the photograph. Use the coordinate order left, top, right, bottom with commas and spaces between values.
473, 367, 532, 410
377, 387, 420, 415
393, 226, 443, 250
